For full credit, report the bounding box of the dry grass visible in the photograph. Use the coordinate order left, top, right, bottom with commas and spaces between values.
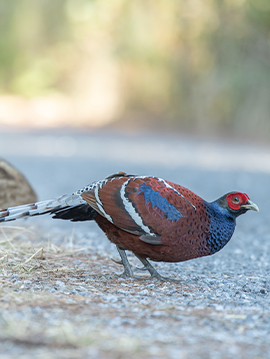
0, 226, 267, 359
0, 225, 188, 358
0, 226, 114, 357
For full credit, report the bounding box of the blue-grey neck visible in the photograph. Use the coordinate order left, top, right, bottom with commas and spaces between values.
205, 201, 236, 254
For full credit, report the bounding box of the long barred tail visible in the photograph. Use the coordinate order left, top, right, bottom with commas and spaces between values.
0, 193, 96, 223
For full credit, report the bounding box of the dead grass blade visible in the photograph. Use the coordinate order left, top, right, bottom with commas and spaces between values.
23, 247, 44, 264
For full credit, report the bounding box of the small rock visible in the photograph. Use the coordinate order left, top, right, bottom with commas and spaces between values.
55, 280, 65, 288
138, 289, 149, 296
80, 291, 91, 297
73, 260, 82, 266
32, 306, 41, 313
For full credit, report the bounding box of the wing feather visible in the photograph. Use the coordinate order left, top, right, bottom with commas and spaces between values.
81, 175, 198, 245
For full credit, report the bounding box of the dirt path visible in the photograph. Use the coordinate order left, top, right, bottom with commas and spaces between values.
0, 130, 269, 359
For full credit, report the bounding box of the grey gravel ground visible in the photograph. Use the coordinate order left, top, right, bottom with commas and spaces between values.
0, 129, 269, 359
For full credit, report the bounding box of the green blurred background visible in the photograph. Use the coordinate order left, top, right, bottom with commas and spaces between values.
0, 0, 269, 139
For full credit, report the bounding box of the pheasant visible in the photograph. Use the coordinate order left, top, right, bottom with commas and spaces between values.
0, 172, 259, 279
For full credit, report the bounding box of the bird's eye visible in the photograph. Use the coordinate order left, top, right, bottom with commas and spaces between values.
232, 196, 240, 203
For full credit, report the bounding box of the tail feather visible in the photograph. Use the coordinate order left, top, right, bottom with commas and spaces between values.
0, 193, 89, 223
51, 204, 97, 221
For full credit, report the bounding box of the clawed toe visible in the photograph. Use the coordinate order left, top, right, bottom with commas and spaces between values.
112, 247, 179, 282
135, 265, 148, 272
111, 257, 123, 266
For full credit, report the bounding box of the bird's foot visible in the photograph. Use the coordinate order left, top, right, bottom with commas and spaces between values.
118, 269, 133, 278
134, 267, 179, 281
152, 274, 181, 282
112, 247, 180, 281
135, 255, 180, 282
114, 246, 134, 278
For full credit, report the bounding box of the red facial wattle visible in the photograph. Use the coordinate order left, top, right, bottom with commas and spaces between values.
226, 192, 249, 211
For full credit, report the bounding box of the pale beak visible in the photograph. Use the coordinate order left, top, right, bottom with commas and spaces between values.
242, 200, 259, 212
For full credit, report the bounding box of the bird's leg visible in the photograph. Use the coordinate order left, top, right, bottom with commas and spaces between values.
114, 246, 133, 278
134, 255, 164, 279
112, 248, 179, 281
135, 255, 180, 282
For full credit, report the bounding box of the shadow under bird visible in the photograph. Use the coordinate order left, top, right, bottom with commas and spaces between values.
0, 172, 259, 279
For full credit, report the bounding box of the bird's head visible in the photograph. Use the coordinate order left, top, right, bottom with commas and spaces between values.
216, 192, 259, 218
